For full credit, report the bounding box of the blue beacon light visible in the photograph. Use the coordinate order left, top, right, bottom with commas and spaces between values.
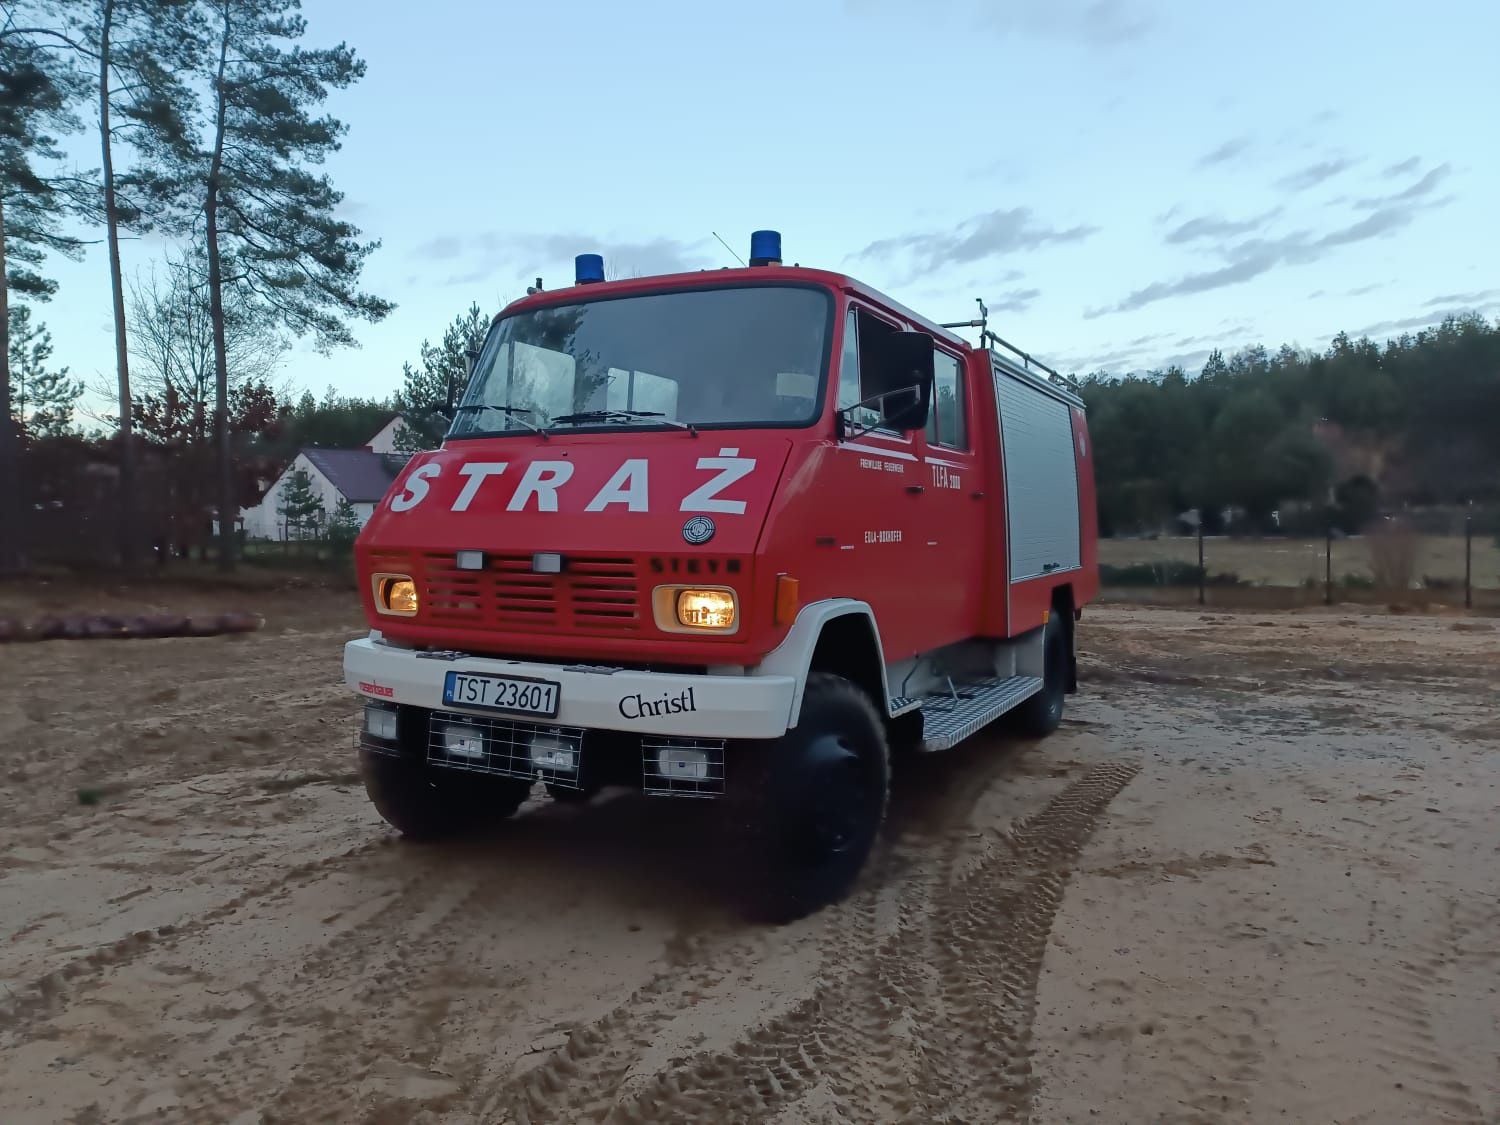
575, 253, 605, 284
749, 230, 782, 267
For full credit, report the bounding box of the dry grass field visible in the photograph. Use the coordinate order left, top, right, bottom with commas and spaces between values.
1100, 533, 1499, 588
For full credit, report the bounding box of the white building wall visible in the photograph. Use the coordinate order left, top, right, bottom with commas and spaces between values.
240, 454, 349, 541
365, 416, 409, 454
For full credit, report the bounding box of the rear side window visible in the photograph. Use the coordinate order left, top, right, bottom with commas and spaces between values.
926, 349, 967, 449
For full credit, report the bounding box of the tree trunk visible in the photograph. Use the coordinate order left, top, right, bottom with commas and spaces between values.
207, 8, 234, 572
0, 189, 22, 573
99, 0, 138, 571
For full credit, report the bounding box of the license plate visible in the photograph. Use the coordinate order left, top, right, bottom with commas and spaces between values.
443, 672, 560, 718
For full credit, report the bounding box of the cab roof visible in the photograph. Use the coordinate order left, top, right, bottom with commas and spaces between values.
495, 265, 974, 352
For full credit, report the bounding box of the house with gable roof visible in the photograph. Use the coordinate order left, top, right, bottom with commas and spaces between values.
239, 414, 413, 541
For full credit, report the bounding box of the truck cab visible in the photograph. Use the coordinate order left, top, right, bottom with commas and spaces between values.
346, 232, 1098, 919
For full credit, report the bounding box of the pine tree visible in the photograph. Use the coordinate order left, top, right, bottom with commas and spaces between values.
0, 14, 89, 570
396, 302, 489, 451
8, 303, 81, 436
326, 496, 359, 554
275, 466, 322, 543
24, 0, 205, 568
159, 0, 391, 571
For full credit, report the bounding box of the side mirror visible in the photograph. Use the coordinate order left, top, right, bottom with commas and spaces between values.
875, 331, 934, 432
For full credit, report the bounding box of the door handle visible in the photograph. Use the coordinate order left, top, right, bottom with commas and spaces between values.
970, 490, 985, 499
906, 485, 925, 495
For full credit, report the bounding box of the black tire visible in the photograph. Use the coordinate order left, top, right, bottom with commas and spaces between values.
1011, 612, 1068, 738
729, 673, 891, 923
359, 749, 533, 840
545, 781, 595, 804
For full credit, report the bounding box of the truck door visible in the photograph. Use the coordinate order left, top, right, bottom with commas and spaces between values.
915, 344, 985, 643
821, 304, 929, 659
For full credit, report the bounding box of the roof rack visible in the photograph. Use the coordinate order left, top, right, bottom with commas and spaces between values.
940, 298, 1081, 394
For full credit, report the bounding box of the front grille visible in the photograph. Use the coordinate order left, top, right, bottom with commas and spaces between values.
428, 710, 585, 789
417, 552, 642, 636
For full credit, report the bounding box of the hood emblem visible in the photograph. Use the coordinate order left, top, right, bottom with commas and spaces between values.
682, 516, 716, 545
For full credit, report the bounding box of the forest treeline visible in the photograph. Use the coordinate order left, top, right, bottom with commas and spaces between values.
1078, 314, 1500, 536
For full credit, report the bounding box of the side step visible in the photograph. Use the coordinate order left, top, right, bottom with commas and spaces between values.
914, 675, 1044, 753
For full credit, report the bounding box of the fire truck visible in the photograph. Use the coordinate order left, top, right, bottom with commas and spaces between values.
346, 231, 1098, 919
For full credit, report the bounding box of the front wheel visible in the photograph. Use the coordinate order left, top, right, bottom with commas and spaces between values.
359, 749, 534, 840
729, 673, 891, 922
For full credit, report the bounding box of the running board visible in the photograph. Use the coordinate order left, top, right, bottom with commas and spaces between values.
914, 675, 1044, 753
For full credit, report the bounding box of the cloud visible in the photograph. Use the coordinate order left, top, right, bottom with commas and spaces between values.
1424, 289, 1498, 308
410, 232, 710, 285
1095, 201, 1439, 317
980, 0, 1154, 45
857, 207, 1096, 279
1197, 136, 1251, 167
412, 235, 465, 260
1383, 156, 1421, 178
1351, 303, 1500, 339
1276, 157, 1357, 192
1164, 209, 1280, 244
1346, 282, 1385, 297
989, 287, 1042, 313
1356, 163, 1451, 209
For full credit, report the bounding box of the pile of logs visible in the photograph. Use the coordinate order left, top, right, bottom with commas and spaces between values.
0, 611, 264, 643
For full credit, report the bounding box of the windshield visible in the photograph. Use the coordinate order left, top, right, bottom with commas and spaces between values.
448, 284, 832, 436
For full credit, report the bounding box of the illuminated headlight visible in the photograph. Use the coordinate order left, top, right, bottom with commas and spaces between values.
676, 589, 737, 630
364, 704, 398, 741
373, 573, 419, 616
656, 747, 709, 781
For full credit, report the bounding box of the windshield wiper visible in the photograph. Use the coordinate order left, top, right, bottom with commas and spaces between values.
451, 403, 549, 439
551, 409, 696, 435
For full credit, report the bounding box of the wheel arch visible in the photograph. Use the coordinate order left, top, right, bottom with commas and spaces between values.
756, 600, 890, 726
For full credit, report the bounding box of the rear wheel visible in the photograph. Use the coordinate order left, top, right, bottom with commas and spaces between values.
359, 749, 533, 840
1011, 612, 1069, 738
729, 673, 890, 922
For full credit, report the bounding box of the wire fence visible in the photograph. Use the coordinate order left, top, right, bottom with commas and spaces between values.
1100, 515, 1498, 610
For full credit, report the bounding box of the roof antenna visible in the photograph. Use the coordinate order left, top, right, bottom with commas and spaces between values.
711, 231, 747, 267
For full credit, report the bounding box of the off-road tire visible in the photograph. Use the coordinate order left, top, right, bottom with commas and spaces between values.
1011, 613, 1068, 738
545, 781, 595, 804
359, 749, 533, 840
729, 673, 891, 923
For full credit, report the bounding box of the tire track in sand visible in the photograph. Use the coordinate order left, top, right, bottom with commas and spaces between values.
607, 759, 1141, 1123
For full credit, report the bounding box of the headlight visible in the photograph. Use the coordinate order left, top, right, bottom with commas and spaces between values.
652, 586, 739, 634
676, 589, 737, 630
373, 573, 419, 616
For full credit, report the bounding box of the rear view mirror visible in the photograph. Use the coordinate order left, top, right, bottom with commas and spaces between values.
874, 331, 934, 432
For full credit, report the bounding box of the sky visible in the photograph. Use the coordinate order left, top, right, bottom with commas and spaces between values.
33, 0, 1500, 406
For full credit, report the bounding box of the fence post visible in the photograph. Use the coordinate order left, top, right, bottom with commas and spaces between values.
1197, 520, 1205, 607
1465, 513, 1473, 610
1325, 514, 1334, 607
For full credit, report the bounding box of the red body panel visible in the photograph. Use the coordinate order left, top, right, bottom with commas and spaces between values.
354, 268, 1099, 669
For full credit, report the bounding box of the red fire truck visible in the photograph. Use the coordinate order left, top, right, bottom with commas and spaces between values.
346, 231, 1098, 919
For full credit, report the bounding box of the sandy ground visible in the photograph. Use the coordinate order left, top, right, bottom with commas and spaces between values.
1, 592, 1497, 1123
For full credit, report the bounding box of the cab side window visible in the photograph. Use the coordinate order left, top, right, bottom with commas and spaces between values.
926, 349, 967, 449
837, 308, 888, 430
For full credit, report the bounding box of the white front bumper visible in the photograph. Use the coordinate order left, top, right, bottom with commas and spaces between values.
344, 637, 798, 740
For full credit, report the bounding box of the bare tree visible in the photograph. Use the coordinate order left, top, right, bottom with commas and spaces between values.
127, 242, 284, 444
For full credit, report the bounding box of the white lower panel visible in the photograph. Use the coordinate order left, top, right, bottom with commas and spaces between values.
345, 637, 798, 740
